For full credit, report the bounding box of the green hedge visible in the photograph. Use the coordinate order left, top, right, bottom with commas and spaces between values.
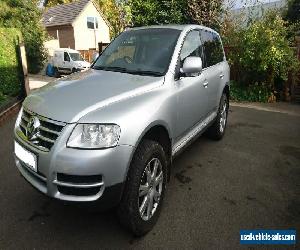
0, 28, 23, 104
230, 81, 273, 102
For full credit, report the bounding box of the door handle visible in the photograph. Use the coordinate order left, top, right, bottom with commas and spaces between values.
203, 81, 208, 88
220, 74, 224, 79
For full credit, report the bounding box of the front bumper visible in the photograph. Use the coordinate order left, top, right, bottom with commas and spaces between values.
14, 123, 134, 203
76, 67, 89, 71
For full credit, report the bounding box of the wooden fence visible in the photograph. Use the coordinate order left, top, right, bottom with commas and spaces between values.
78, 42, 110, 63
19, 43, 30, 95
78, 48, 97, 63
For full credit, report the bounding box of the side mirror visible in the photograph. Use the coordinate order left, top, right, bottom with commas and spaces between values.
181, 56, 202, 75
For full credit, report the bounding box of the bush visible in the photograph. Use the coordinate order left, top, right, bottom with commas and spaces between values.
0, 92, 7, 106
222, 10, 299, 92
230, 81, 273, 102
129, 0, 223, 30
0, 28, 23, 101
129, 0, 188, 27
0, 0, 47, 74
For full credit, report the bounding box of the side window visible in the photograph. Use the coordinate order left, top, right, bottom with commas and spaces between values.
180, 30, 202, 67
212, 33, 224, 63
201, 30, 224, 67
64, 52, 70, 62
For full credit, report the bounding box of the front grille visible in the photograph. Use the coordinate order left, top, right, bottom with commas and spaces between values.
19, 109, 66, 152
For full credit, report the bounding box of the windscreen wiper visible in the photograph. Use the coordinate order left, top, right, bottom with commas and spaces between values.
92, 66, 128, 72
127, 70, 164, 77
92, 66, 163, 76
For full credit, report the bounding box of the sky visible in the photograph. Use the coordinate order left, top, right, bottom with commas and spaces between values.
226, 0, 282, 9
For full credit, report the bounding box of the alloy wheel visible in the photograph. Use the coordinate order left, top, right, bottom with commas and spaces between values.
138, 158, 163, 221
219, 99, 227, 133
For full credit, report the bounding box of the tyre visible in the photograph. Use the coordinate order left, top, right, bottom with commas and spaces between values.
117, 139, 167, 236
72, 68, 76, 73
206, 93, 229, 140
54, 67, 60, 78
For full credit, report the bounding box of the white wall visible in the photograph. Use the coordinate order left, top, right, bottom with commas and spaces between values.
72, 1, 110, 50
44, 39, 60, 56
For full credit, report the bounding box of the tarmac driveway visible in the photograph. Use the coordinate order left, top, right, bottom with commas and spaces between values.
0, 104, 299, 249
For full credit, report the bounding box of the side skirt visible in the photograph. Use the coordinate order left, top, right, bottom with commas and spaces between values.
171, 111, 217, 157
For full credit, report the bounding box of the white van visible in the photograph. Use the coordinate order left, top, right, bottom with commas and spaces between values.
53, 48, 91, 77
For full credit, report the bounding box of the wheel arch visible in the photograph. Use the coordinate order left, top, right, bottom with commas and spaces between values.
223, 84, 230, 102
130, 122, 173, 182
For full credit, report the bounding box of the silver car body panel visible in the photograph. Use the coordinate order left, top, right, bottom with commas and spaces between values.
15, 24, 230, 202
24, 70, 165, 123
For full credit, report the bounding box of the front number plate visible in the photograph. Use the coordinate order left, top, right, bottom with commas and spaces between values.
14, 141, 37, 172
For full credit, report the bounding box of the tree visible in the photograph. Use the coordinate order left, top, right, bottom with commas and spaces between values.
187, 0, 223, 30
284, 0, 300, 23
129, 0, 224, 29
129, 0, 188, 27
226, 10, 299, 89
45, 0, 74, 7
96, 0, 126, 38
0, 0, 47, 73
283, 0, 300, 40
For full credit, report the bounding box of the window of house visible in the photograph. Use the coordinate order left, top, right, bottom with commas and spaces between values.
87, 17, 98, 29
95, 18, 99, 29
201, 30, 224, 67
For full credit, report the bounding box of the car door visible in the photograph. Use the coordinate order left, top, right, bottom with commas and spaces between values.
63, 52, 72, 72
174, 30, 210, 140
200, 30, 225, 113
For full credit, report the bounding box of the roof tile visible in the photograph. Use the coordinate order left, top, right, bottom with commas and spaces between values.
42, 0, 90, 27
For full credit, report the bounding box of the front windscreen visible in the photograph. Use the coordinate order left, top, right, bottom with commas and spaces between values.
92, 28, 181, 76
69, 53, 84, 61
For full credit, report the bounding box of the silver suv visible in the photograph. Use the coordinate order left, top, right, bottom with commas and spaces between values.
14, 25, 229, 235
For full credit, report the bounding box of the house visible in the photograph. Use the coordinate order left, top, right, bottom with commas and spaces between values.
42, 0, 111, 51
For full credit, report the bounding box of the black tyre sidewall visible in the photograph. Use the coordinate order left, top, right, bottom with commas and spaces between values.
54, 67, 60, 78
118, 140, 167, 236
207, 93, 229, 140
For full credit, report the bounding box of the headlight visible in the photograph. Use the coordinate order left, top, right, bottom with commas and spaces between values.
67, 124, 121, 149
15, 107, 23, 129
